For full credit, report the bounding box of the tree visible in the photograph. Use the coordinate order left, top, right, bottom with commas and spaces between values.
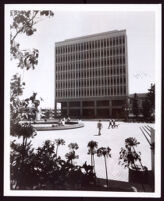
34, 140, 57, 187
122, 102, 130, 122
10, 10, 54, 123
65, 143, 79, 165
10, 10, 54, 189
10, 10, 54, 126
10, 10, 54, 70
147, 83, 155, 120
147, 83, 155, 110
65, 151, 79, 165
132, 93, 139, 119
121, 137, 145, 169
10, 79, 41, 124
125, 137, 140, 148
11, 122, 37, 145
97, 147, 111, 189
68, 143, 79, 151
141, 84, 155, 122
119, 137, 148, 191
55, 139, 65, 158
10, 139, 36, 189
87, 141, 98, 174
142, 97, 151, 121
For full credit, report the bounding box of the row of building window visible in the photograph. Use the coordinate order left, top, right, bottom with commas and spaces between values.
56, 45, 125, 56
56, 47, 125, 62
56, 67, 126, 76
56, 67, 126, 80
61, 100, 125, 107
56, 78, 126, 86
56, 86, 126, 98
56, 74, 126, 82
56, 76, 126, 88
56, 35, 125, 54
56, 76, 126, 86
56, 82, 126, 90
56, 57, 126, 72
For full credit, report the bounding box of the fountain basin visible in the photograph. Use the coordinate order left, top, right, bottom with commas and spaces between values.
32, 121, 84, 131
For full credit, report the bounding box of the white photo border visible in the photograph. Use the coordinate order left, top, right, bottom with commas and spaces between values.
4, 4, 162, 197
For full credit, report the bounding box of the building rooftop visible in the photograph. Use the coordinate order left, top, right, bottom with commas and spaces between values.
55, 29, 126, 45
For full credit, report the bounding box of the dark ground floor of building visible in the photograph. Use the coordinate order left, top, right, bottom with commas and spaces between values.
55, 97, 127, 118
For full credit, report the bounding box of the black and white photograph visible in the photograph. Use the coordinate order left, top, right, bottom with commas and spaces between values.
4, 4, 161, 197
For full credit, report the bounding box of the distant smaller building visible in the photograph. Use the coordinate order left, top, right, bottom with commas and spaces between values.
128, 93, 147, 118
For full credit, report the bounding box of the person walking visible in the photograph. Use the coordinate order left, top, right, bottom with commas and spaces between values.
67, 116, 71, 122
97, 120, 103, 135
58, 118, 62, 126
111, 119, 114, 129
108, 119, 112, 129
111, 119, 116, 128
113, 119, 116, 128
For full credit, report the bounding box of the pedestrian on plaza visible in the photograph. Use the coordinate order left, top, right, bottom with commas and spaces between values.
67, 116, 71, 122
111, 119, 114, 129
61, 118, 65, 126
112, 119, 116, 128
113, 119, 116, 128
97, 120, 103, 135
108, 119, 112, 129
58, 118, 62, 126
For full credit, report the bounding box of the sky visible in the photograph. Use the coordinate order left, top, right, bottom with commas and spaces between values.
9, 7, 156, 109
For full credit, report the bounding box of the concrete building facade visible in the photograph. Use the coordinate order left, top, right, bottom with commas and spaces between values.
55, 30, 129, 118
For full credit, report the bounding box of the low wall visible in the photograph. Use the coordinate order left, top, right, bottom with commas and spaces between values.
32, 122, 84, 131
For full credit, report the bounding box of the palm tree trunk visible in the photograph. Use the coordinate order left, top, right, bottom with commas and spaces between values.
22, 136, 25, 147
93, 155, 96, 174
14, 180, 18, 190
91, 154, 93, 167
22, 136, 26, 161
25, 137, 28, 148
104, 156, 109, 189
93, 154, 97, 186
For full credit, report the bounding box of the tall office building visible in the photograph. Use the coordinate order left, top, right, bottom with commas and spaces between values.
55, 30, 129, 118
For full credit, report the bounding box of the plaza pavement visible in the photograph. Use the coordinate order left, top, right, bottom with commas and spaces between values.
25, 121, 155, 184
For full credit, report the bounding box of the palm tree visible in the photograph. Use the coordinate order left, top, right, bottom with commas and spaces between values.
65, 151, 79, 165
68, 143, 79, 151
119, 137, 146, 192
65, 142, 79, 165
55, 138, 65, 158
97, 147, 111, 189
125, 137, 144, 168
87, 141, 98, 174
125, 137, 140, 148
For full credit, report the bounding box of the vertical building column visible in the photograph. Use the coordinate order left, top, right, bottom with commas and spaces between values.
67, 102, 69, 117
94, 100, 97, 118
109, 100, 112, 117
80, 101, 83, 118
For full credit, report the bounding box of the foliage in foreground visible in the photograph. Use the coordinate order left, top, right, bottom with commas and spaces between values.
119, 137, 147, 171
10, 140, 96, 190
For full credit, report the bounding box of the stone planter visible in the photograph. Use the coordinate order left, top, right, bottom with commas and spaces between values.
129, 167, 149, 184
